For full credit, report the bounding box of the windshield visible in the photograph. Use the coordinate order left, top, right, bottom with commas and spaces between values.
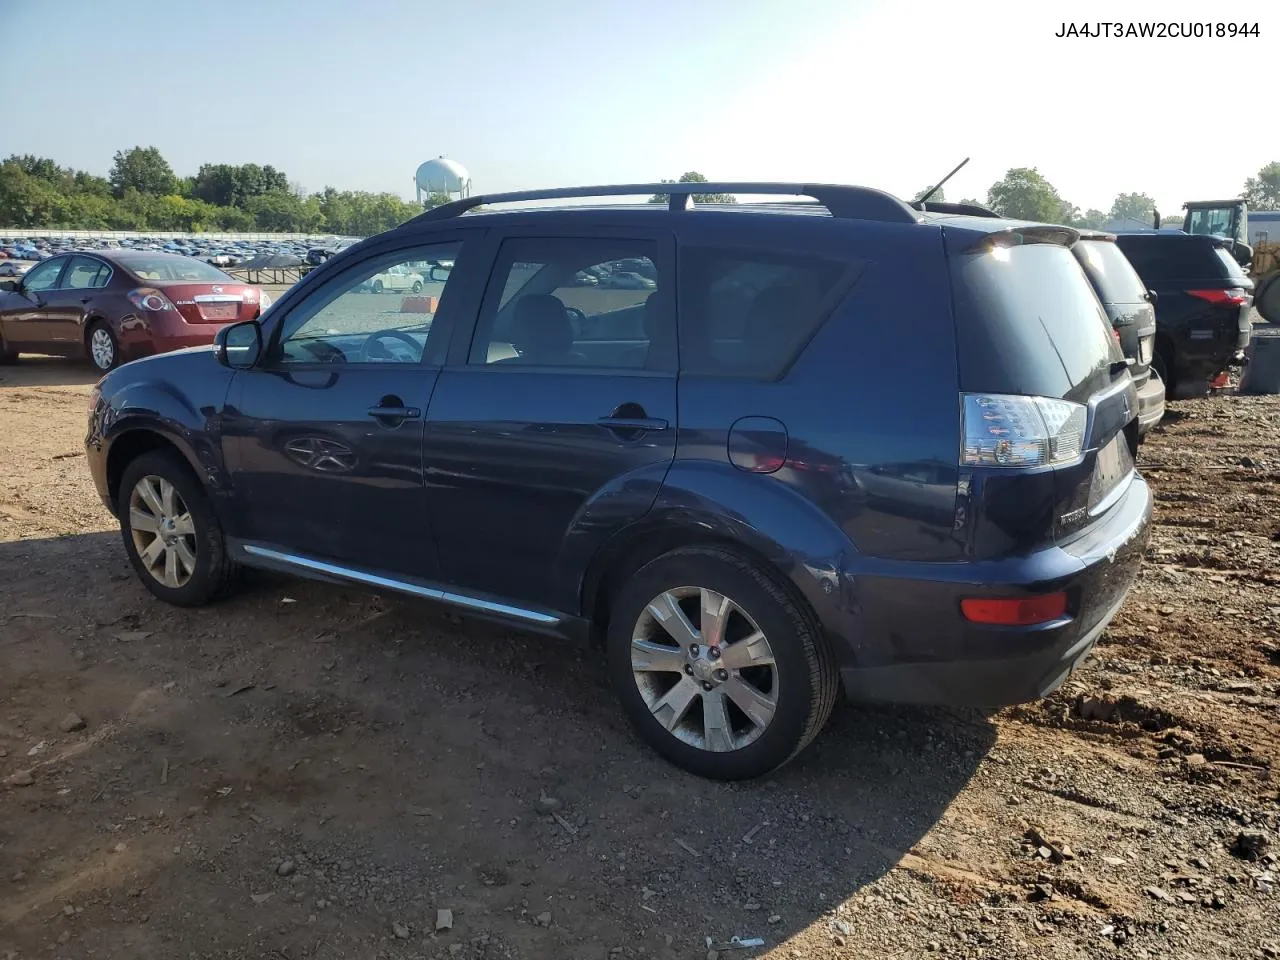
120, 257, 232, 283
1073, 240, 1149, 303
950, 238, 1121, 403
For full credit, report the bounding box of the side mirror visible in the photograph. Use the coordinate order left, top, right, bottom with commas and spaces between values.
213, 320, 262, 369
1146, 289, 1158, 304
0, 280, 15, 293
1231, 240, 1253, 268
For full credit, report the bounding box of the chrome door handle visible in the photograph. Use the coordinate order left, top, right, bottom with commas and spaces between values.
597, 416, 668, 431
367, 405, 421, 420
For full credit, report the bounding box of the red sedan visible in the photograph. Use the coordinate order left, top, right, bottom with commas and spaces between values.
0, 250, 269, 371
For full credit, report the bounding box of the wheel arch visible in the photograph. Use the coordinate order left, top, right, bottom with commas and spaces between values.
577, 465, 857, 653
105, 427, 201, 510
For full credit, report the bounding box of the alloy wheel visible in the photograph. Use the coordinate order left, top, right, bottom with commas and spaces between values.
129, 475, 197, 588
90, 327, 115, 370
630, 586, 778, 752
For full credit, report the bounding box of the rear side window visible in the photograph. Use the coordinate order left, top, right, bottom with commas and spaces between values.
1115, 237, 1236, 282
1213, 246, 1247, 279
678, 246, 855, 378
1072, 240, 1148, 303
951, 240, 1118, 402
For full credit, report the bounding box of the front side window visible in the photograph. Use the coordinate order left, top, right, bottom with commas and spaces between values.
21, 258, 67, 293
274, 242, 462, 366
678, 246, 853, 378
64, 256, 112, 290
471, 238, 671, 370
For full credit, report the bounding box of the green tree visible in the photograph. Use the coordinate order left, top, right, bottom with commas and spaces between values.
1080, 208, 1108, 229
648, 171, 737, 205
985, 167, 1071, 222
1109, 192, 1157, 224
109, 146, 179, 198
422, 192, 453, 212
913, 186, 945, 203
1242, 161, 1280, 209
192, 162, 291, 208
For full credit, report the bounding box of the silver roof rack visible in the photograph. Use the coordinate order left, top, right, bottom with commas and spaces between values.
409, 182, 919, 225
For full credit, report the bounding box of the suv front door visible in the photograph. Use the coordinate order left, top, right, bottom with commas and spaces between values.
222, 233, 481, 581
423, 228, 678, 613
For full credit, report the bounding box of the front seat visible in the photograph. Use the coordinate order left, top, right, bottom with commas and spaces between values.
620, 290, 675, 368
501, 294, 578, 365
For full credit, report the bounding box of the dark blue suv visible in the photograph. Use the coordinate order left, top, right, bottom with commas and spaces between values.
85, 182, 1152, 779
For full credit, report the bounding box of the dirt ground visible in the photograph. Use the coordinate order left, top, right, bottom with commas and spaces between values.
1, 356, 1278, 960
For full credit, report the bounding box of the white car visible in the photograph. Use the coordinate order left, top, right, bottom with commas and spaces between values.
365, 263, 425, 294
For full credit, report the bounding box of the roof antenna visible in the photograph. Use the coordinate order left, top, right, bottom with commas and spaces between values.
915, 157, 970, 209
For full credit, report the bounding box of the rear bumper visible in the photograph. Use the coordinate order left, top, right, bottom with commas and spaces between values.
117, 313, 228, 361
834, 475, 1151, 709
1135, 371, 1166, 435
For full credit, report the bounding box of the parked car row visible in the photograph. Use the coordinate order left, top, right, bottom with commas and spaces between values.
1, 233, 360, 270
0, 250, 269, 371
83, 181, 1155, 781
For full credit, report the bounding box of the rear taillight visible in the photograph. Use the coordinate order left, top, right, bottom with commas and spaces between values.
961, 394, 1086, 468
1187, 288, 1249, 306
126, 288, 176, 312
961, 591, 1068, 626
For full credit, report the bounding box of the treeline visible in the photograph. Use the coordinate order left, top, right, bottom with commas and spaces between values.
0, 147, 426, 235
942, 161, 1280, 228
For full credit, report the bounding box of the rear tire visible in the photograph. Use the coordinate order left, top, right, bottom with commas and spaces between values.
1257, 272, 1280, 325
1152, 345, 1174, 394
606, 546, 837, 780
411, 280, 423, 293
87, 322, 119, 372
118, 450, 237, 607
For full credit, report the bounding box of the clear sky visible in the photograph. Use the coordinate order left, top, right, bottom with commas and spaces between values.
4, 0, 1275, 216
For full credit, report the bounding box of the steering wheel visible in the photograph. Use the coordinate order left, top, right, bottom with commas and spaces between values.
360, 330, 423, 363
302, 340, 348, 364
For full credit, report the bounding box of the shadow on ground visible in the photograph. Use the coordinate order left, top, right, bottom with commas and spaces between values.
0, 355, 102, 389
0, 530, 992, 958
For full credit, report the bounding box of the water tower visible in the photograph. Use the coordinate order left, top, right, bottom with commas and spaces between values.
415, 157, 471, 205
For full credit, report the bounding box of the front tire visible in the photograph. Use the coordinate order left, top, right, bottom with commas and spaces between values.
606, 546, 837, 780
0, 329, 17, 363
411, 280, 423, 293
371, 279, 384, 294
87, 322, 119, 372
118, 450, 237, 607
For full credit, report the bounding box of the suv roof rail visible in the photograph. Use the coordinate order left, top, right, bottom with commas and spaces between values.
910, 200, 1001, 218
409, 182, 919, 225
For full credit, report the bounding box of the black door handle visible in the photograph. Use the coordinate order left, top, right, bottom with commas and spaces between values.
597, 416, 669, 431
367, 405, 421, 420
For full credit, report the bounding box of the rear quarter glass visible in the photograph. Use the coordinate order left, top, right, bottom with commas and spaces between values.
1115, 237, 1237, 283
1073, 240, 1148, 304
948, 238, 1120, 404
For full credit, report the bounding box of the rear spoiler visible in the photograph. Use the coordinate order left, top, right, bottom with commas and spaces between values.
962, 225, 1081, 253
911, 200, 1001, 218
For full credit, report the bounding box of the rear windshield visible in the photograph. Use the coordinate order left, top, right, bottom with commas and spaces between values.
1072, 240, 1149, 303
950, 238, 1119, 403
1114, 236, 1239, 283
119, 257, 232, 282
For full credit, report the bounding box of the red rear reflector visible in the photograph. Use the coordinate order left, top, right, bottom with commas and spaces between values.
1187, 288, 1248, 306
961, 592, 1068, 626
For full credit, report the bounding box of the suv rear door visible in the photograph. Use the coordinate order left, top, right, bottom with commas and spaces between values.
422, 225, 678, 614
947, 227, 1137, 556
1114, 234, 1254, 386
1071, 238, 1156, 385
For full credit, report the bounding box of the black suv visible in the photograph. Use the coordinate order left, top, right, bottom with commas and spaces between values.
1071, 232, 1166, 435
1113, 232, 1254, 394
85, 182, 1152, 780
